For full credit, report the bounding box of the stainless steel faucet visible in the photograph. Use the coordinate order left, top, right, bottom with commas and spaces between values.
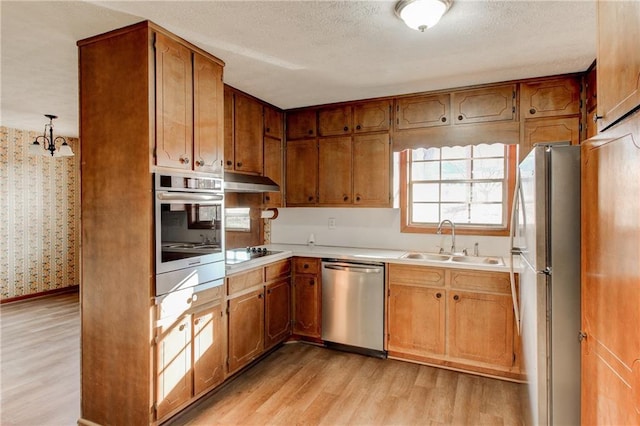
436, 219, 456, 254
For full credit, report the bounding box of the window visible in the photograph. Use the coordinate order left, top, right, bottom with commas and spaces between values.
225, 208, 251, 232
400, 143, 517, 235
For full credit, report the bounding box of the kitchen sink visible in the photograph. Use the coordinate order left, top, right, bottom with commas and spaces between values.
401, 252, 451, 261
451, 255, 504, 265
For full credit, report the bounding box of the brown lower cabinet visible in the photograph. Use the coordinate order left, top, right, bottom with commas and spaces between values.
226, 259, 292, 375
292, 257, 322, 338
387, 264, 523, 381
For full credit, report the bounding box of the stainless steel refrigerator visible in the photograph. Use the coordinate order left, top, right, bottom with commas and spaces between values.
510, 144, 581, 425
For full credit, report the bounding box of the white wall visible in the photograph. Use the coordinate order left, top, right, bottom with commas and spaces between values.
270, 207, 510, 257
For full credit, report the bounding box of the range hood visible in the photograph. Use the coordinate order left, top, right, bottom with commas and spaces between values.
224, 172, 280, 193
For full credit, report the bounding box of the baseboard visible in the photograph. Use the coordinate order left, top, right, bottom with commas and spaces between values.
1, 285, 79, 304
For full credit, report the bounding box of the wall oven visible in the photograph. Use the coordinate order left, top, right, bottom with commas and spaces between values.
154, 173, 225, 296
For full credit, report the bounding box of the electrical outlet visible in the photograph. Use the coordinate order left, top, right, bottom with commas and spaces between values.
328, 217, 336, 229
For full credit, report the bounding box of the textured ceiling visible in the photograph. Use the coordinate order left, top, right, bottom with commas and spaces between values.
1, 0, 596, 138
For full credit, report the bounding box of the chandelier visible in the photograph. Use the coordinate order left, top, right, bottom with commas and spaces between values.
29, 114, 74, 157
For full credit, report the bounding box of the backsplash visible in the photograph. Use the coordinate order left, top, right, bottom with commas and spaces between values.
0, 126, 80, 300
269, 207, 510, 256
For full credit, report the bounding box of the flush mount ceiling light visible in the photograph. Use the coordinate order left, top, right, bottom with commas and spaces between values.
28, 114, 74, 157
395, 0, 452, 32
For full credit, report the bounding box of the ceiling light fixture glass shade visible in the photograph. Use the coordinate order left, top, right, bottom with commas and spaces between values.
29, 114, 74, 157
395, 0, 452, 32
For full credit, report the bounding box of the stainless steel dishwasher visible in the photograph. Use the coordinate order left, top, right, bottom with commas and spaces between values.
321, 259, 385, 357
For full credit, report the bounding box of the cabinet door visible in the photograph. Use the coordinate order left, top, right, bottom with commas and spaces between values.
387, 284, 445, 356
156, 315, 192, 419
264, 105, 283, 139
234, 93, 263, 174
395, 94, 450, 130
521, 77, 581, 119
521, 116, 580, 160
596, 1, 640, 130
293, 273, 321, 338
286, 109, 317, 139
193, 53, 224, 175
223, 87, 234, 170
265, 279, 291, 349
285, 139, 318, 206
447, 290, 514, 367
227, 289, 265, 374
193, 304, 225, 396
318, 106, 353, 136
354, 100, 391, 133
155, 32, 193, 169
452, 85, 515, 124
263, 136, 283, 207
318, 136, 352, 205
353, 133, 390, 206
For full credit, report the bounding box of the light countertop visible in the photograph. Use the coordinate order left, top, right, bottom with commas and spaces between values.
225, 243, 521, 275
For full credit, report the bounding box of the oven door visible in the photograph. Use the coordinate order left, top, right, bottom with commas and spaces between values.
155, 190, 224, 275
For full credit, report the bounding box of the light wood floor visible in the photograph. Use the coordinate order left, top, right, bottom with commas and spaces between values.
1, 292, 80, 426
0, 293, 525, 426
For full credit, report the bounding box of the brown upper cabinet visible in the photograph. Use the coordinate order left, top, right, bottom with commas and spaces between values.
224, 89, 263, 174
285, 139, 318, 206
318, 106, 353, 136
596, 1, 640, 131
451, 85, 516, 124
286, 109, 317, 139
521, 77, 581, 119
264, 105, 283, 140
395, 93, 450, 130
318, 136, 352, 204
263, 136, 283, 207
155, 33, 224, 174
353, 100, 391, 133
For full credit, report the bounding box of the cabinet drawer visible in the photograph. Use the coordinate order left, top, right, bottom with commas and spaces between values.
265, 259, 292, 282
293, 257, 319, 274
388, 264, 445, 287
450, 270, 511, 295
228, 267, 264, 295
192, 284, 224, 309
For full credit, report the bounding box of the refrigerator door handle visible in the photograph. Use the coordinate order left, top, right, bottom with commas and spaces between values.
509, 167, 522, 335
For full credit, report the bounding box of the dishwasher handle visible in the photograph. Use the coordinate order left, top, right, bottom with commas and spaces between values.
323, 264, 382, 274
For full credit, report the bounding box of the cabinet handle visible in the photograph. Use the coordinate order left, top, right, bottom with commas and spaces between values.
179, 324, 186, 331
195, 160, 204, 167
593, 113, 603, 123
453, 295, 460, 301
226, 160, 233, 166
267, 289, 272, 294
194, 318, 200, 325
356, 124, 361, 130
308, 196, 314, 202
441, 117, 447, 123
343, 195, 348, 201
237, 161, 243, 167
265, 195, 271, 201
309, 280, 314, 286
303, 264, 309, 269
308, 129, 313, 135
343, 126, 349, 132
258, 293, 263, 299
356, 196, 361, 202
180, 157, 190, 164
436, 293, 442, 299
529, 108, 536, 115
457, 115, 463, 121
266, 127, 271, 133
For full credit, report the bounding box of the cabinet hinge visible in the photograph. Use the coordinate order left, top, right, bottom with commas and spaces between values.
580, 99, 583, 109
512, 90, 516, 99
387, 288, 391, 296
579, 123, 583, 132
512, 106, 515, 113
513, 352, 516, 362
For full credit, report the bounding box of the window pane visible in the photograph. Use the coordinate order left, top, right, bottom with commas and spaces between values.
441, 203, 469, 223
441, 160, 471, 180
442, 146, 471, 159
473, 158, 504, 179
472, 182, 503, 202
413, 203, 439, 223
412, 147, 440, 161
412, 183, 439, 202
473, 143, 505, 158
441, 183, 470, 202
411, 161, 440, 181
470, 203, 502, 224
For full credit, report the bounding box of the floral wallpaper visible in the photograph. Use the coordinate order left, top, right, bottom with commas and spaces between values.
0, 126, 80, 300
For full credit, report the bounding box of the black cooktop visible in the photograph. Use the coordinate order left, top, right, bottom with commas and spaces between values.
226, 247, 282, 265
